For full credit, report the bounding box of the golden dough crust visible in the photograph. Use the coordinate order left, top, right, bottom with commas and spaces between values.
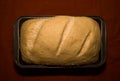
20, 16, 101, 65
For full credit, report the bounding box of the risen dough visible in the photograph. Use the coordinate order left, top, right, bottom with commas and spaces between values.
20, 16, 101, 65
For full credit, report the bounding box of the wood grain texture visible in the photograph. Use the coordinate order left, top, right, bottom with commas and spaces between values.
0, 0, 120, 81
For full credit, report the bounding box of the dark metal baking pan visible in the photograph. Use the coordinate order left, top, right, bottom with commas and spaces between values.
14, 16, 106, 74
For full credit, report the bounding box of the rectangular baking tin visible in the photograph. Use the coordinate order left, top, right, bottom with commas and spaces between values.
14, 16, 106, 69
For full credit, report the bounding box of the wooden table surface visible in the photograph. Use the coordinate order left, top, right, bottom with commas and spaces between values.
0, 0, 120, 81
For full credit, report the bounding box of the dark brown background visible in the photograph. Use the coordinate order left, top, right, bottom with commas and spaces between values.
0, 0, 120, 81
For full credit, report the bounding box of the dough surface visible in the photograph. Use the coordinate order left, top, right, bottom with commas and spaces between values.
20, 16, 101, 65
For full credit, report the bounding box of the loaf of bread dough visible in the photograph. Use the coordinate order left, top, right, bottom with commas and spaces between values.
20, 16, 101, 65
